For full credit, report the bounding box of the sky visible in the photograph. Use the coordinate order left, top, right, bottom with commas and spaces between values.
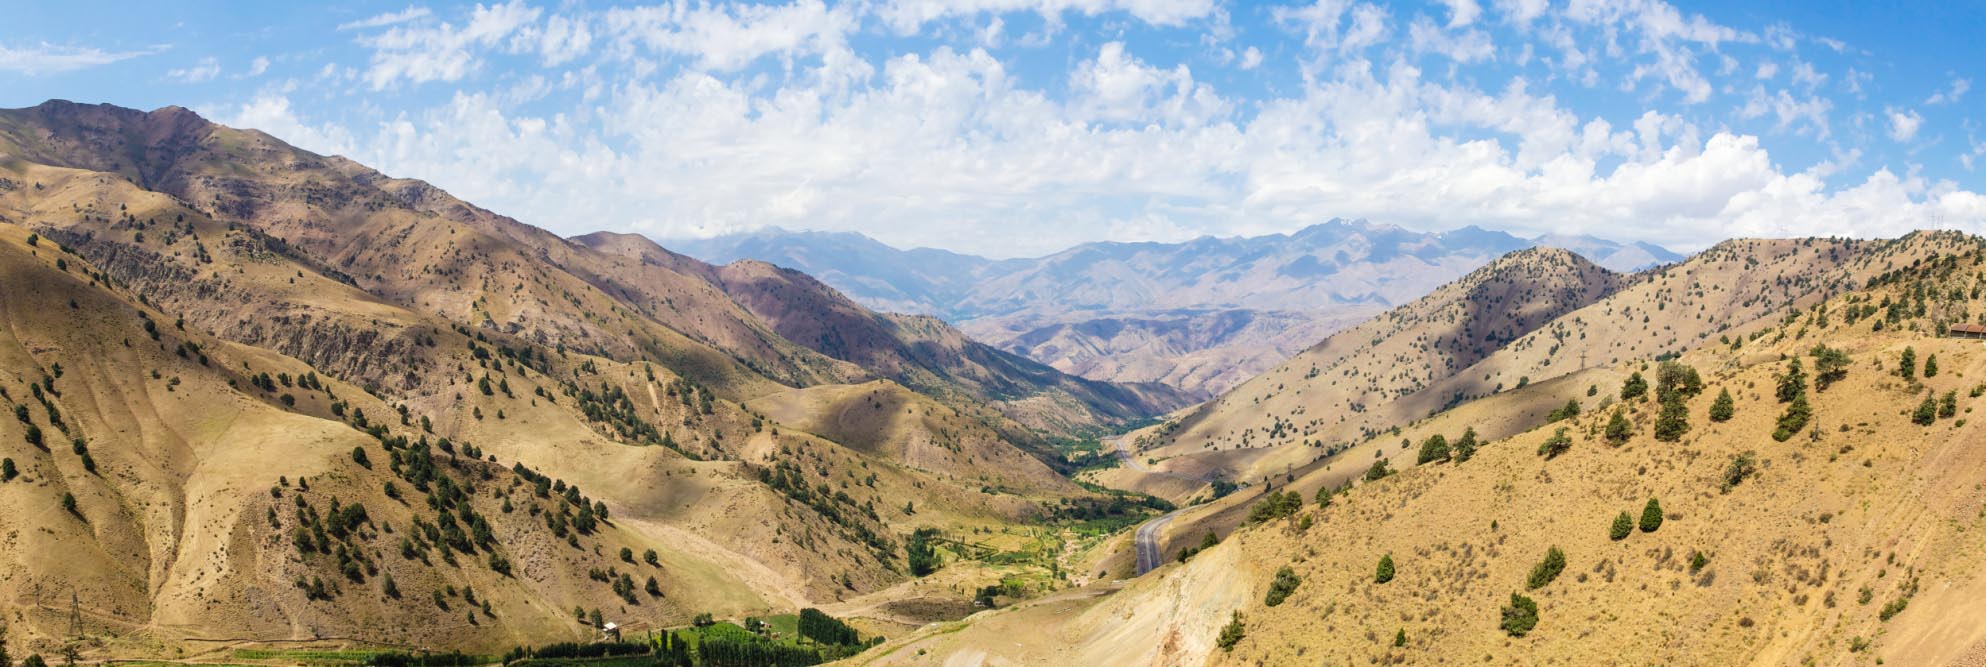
3, 0, 1985, 258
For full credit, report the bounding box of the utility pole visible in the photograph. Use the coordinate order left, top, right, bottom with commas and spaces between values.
68, 590, 81, 639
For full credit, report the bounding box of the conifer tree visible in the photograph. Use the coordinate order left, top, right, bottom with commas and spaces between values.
1375, 554, 1395, 583
1708, 388, 1735, 422
1639, 498, 1663, 532
1620, 372, 1648, 400
1609, 511, 1633, 540
1604, 408, 1633, 445
1899, 347, 1917, 379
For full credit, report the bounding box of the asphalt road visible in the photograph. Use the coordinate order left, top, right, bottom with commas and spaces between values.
1111, 433, 1203, 576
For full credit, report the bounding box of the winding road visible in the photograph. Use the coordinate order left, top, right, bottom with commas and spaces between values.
1110, 434, 1204, 576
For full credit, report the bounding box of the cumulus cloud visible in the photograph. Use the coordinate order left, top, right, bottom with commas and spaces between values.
1887, 107, 1923, 142
190, 0, 1981, 256
1926, 77, 1969, 105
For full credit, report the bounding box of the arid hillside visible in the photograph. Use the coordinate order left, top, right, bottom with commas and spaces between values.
0, 101, 1164, 658
856, 232, 1986, 666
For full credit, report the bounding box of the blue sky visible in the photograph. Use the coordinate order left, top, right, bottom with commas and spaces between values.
3, 0, 1984, 257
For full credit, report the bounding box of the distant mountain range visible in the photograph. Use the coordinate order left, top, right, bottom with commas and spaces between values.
666, 222, 1682, 396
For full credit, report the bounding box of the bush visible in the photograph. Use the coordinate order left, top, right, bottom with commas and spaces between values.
1609, 511, 1633, 541
1264, 566, 1301, 606
1374, 554, 1395, 584
1415, 434, 1450, 464
1546, 399, 1580, 423
1913, 395, 1938, 426
1603, 408, 1633, 445
1525, 546, 1565, 590
1246, 490, 1302, 523
1500, 593, 1539, 637
1620, 372, 1648, 400
1536, 427, 1572, 460
1639, 498, 1663, 532
1720, 452, 1758, 493
1216, 611, 1245, 651
1452, 427, 1479, 462
1363, 459, 1392, 481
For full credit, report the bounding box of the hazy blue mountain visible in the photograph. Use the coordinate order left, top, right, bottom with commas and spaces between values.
659, 221, 1681, 396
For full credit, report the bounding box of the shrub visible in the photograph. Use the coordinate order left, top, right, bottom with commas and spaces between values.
1924, 353, 1939, 378
1603, 408, 1633, 445
1688, 550, 1709, 574
1264, 566, 1301, 606
1620, 372, 1648, 400
1940, 391, 1957, 419
1452, 427, 1479, 462
1246, 490, 1302, 523
1898, 347, 1917, 379
1216, 611, 1245, 651
1720, 452, 1758, 493
1708, 388, 1735, 422
1609, 511, 1633, 541
1363, 459, 1392, 481
1415, 434, 1450, 464
1536, 427, 1572, 460
1375, 554, 1395, 584
1525, 546, 1566, 590
1639, 498, 1663, 532
1546, 399, 1581, 423
1500, 593, 1539, 637
1913, 395, 1938, 426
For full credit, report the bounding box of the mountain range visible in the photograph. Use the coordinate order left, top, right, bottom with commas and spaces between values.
667, 223, 1681, 396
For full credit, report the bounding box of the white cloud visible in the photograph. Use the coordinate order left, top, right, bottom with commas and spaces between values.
1439, 0, 1482, 27
167, 56, 221, 83
1239, 46, 1263, 70
602, 0, 856, 72
876, 0, 1217, 34
1754, 61, 1776, 79
1273, 1, 1392, 57
246, 56, 270, 77
1409, 18, 1494, 63
356, 0, 542, 89
338, 6, 434, 31
0, 42, 159, 75
1887, 107, 1923, 142
1926, 77, 1969, 105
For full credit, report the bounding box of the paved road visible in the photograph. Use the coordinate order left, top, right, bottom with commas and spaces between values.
1111, 434, 1207, 576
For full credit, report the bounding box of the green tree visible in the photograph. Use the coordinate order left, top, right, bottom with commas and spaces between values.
1772, 392, 1811, 441
1375, 554, 1395, 584
60, 492, 78, 517
1620, 372, 1648, 400
1913, 395, 1938, 425
906, 528, 941, 576
1925, 354, 1940, 378
350, 447, 370, 468
1603, 408, 1633, 445
1810, 345, 1850, 391
1708, 388, 1735, 422
1452, 427, 1479, 462
1639, 498, 1664, 533
1941, 390, 1958, 418
1609, 511, 1633, 541
1652, 394, 1690, 442
1415, 434, 1450, 464
1898, 347, 1917, 379
1, 458, 15, 482
1500, 593, 1539, 637
1536, 427, 1572, 460
1776, 358, 1807, 403
1656, 361, 1704, 400
1525, 546, 1566, 590
1393, 628, 1406, 647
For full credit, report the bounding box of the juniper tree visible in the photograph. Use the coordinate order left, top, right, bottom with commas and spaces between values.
1375, 554, 1395, 583
1620, 372, 1649, 401
1708, 388, 1735, 422
1771, 392, 1812, 442
1500, 593, 1539, 637
1604, 408, 1633, 445
1899, 347, 1917, 379
1776, 358, 1807, 403
1609, 511, 1633, 540
1653, 394, 1690, 442
1526, 546, 1566, 590
1925, 354, 1939, 377
1639, 498, 1664, 532
1913, 395, 1938, 425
